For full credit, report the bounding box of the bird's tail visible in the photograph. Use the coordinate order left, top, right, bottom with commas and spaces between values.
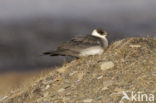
43, 51, 59, 56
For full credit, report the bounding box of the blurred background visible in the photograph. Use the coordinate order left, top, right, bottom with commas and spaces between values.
0, 0, 156, 73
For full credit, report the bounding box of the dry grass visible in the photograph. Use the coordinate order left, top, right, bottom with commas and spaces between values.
0, 37, 156, 103
0, 69, 54, 99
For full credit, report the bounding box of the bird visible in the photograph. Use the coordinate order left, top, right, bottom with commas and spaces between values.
43, 29, 109, 58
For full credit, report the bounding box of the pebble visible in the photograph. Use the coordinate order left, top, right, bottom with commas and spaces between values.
129, 44, 141, 48
57, 67, 66, 73
101, 61, 115, 71
77, 72, 84, 80
69, 71, 78, 76
58, 88, 65, 93
45, 85, 50, 90
102, 87, 108, 91
43, 92, 49, 97
97, 75, 103, 79
83, 99, 93, 103
0, 96, 8, 102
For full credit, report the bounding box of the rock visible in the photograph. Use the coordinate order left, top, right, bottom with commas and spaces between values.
114, 88, 125, 92
56, 100, 64, 103
97, 75, 103, 79
69, 71, 78, 76
102, 87, 108, 91
0, 96, 8, 102
43, 92, 49, 97
129, 44, 141, 48
83, 99, 93, 103
45, 85, 50, 90
101, 61, 115, 71
77, 72, 85, 80
55, 76, 62, 81
58, 88, 65, 93
57, 67, 66, 73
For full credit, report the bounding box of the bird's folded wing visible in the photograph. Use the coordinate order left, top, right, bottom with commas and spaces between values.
71, 35, 102, 45
56, 35, 102, 51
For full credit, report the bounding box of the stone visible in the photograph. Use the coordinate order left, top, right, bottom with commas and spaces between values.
57, 67, 66, 73
83, 99, 93, 103
69, 71, 78, 76
101, 61, 114, 71
58, 88, 65, 93
45, 85, 50, 90
129, 44, 141, 48
97, 75, 103, 79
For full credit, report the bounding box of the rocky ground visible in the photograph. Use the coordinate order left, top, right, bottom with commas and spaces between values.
0, 37, 156, 103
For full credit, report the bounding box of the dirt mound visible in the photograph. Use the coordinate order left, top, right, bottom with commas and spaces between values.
1, 37, 156, 103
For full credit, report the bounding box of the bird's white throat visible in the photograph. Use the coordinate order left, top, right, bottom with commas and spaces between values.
91, 29, 107, 39
91, 29, 108, 48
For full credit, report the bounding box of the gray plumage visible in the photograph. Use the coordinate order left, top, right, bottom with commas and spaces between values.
43, 29, 109, 58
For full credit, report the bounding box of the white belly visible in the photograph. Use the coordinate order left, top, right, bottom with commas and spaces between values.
79, 46, 104, 56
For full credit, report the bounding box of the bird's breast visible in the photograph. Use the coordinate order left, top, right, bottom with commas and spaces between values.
79, 46, 104, 56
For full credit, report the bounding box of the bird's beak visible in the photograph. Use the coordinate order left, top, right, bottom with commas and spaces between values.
107, 33, 111, 36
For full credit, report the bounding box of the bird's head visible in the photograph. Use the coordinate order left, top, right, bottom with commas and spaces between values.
91, 29, 109, 39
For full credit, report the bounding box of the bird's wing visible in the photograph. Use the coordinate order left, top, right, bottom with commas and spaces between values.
43, 35, 102, 57
57, 35, 102, 50
71, 35, 102, 46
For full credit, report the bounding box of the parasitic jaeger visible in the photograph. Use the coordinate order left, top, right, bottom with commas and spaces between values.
43, 29, 109, 58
